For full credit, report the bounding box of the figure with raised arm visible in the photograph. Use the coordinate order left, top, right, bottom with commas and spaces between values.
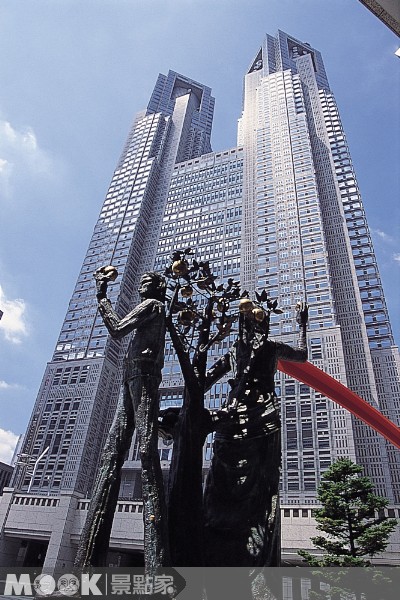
203, 300, 308, 567
74, 267, 169, 574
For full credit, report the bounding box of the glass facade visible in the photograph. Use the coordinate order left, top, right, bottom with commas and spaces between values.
13, 71, 215, 496
239, 31, 399, 502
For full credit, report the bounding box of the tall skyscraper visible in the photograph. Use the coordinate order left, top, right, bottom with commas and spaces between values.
1, 31, 399, 569
11, 71, 215, 498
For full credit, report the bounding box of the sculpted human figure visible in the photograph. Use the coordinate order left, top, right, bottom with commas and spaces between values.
203, 301, 308, 567
74, 268, 169, 573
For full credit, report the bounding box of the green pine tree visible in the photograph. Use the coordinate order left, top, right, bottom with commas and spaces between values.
298, 458, 398, 566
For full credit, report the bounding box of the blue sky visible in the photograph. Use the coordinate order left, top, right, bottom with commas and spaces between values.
0, 0, 399, 462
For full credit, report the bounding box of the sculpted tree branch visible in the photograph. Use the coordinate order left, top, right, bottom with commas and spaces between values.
162, 249, 240, 566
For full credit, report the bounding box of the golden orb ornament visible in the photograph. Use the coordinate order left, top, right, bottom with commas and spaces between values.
217, 299, 229, 313
172, 260, 188, 276
252, 307, 265, 322
180, 285, 193, 298
239, 298, 254, 313
196, 278, 209, 290
103, 265, 118, 281
179, 309, 196, 326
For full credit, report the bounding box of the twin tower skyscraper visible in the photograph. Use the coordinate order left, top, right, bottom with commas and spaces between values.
5, 30, 399, 567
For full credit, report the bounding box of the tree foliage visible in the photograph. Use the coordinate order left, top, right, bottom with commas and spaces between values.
298, 458, 398, 566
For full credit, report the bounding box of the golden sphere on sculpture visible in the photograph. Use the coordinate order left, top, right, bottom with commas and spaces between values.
179, 309, 196, 326
181, 285, 193, 297
196, 278, 209, 290
103, 265, 118, 281
239, 298, 254, 313
217, 299, 229, 313
172, 260, 189, 276
252, 307, 265, 322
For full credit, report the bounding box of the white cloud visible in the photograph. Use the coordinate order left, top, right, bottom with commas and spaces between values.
0, 380, 23, 390
371, 228, 394, 244
0, 284, 29, 344
0, 428, 19, 464
0, 157, 12, 195
371, 229, 400, 266
0, 119, 52, 198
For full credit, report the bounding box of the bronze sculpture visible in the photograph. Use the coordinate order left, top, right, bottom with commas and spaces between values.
73, 250, 398, 575
203, 301, 308, 566
74, 269, 170, 574
163, 252, 241, 566
75, 253, 307, 574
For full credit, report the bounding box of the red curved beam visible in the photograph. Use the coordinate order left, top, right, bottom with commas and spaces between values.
278, 360, 400, 450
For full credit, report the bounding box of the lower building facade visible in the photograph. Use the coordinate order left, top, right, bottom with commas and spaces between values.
1, 489, 399, 569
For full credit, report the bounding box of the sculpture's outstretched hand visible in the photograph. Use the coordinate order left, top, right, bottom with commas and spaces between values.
295, 301, 308, 327
94, 265, 118, 299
